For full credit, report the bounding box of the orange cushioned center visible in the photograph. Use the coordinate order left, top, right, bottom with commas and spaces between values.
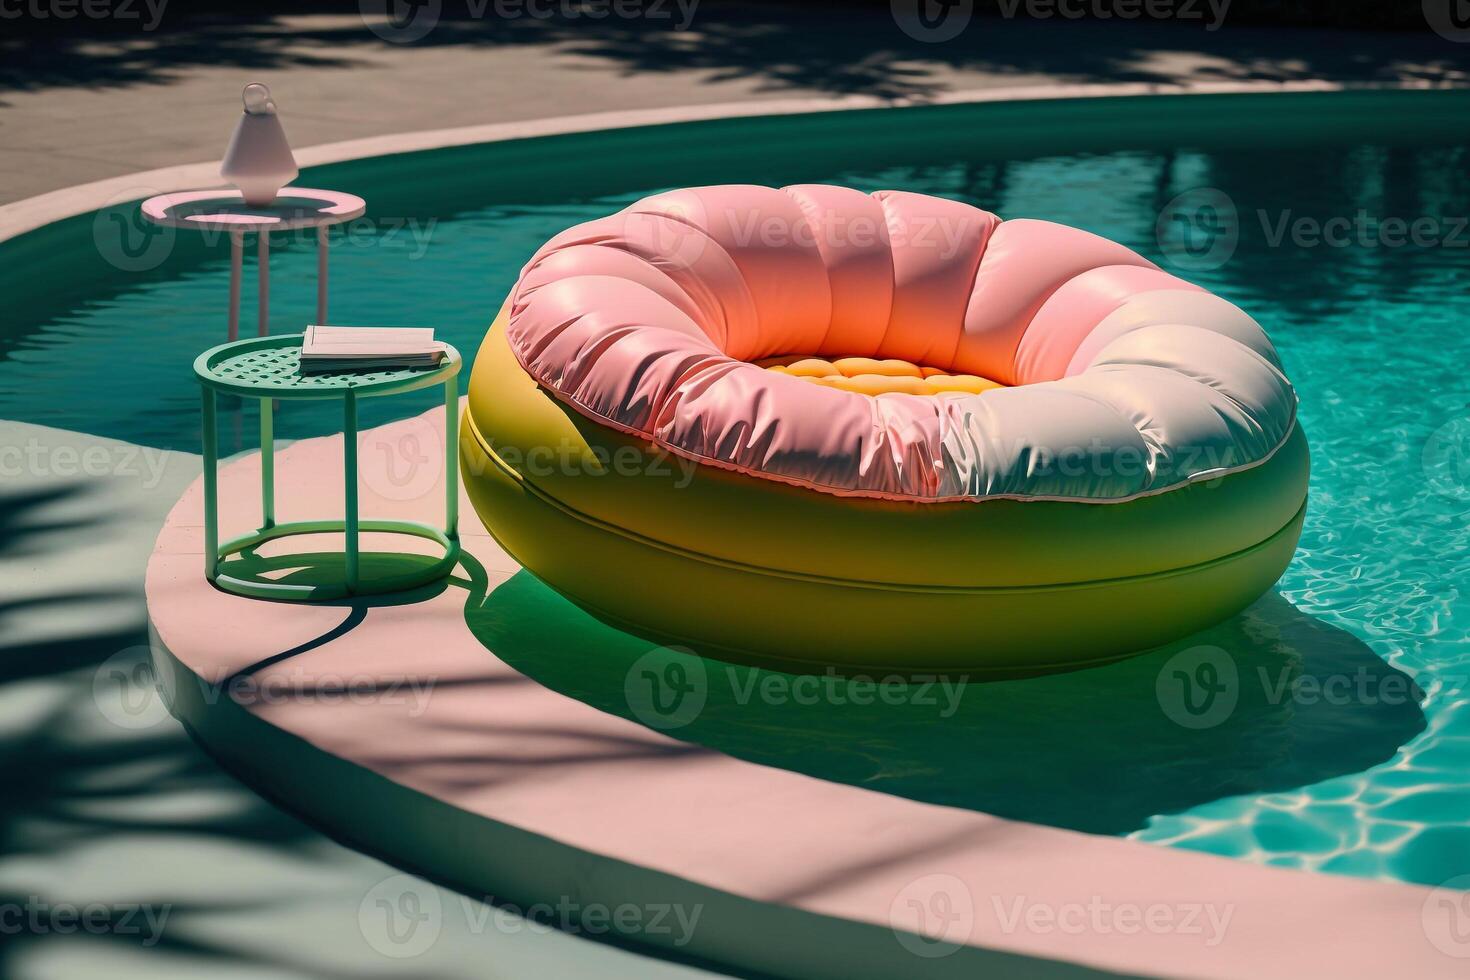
757, 355, 1007, 396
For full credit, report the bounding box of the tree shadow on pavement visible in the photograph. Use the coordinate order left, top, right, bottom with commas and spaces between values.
2, 2, 1467, 100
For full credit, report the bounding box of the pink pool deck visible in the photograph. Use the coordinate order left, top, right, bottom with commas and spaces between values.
146, 404, 1457, 980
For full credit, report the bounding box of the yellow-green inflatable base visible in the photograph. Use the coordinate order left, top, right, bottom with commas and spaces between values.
462, 313, 1307, 677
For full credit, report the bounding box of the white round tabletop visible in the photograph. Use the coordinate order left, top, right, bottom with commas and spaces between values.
140, 187, 366, 233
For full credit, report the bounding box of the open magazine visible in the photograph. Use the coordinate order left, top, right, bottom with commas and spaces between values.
299, 325, 447, 373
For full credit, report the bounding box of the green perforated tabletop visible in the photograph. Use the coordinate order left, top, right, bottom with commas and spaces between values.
194, 333, 461, 399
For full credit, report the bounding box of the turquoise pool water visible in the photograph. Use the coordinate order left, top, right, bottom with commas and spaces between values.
3, 92, 1466, 889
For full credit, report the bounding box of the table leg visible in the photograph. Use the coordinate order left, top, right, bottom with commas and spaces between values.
258, 230, 270, 337
344, 390, 359, 593
444, 374, 459, 540
260, 397, 275, 529
316, 226, 329, 325
202, 387, 219, 581
228, 232, 243, 342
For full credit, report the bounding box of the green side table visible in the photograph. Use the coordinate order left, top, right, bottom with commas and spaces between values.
194, 333, 462, 601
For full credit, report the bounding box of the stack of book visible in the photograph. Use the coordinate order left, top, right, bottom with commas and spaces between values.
299, 325, 447, 374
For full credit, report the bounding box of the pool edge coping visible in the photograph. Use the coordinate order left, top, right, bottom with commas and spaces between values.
2, 78, 1464, 244
145, 405, 1465, 980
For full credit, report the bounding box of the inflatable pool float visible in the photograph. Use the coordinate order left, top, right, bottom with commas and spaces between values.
461, 185, 1307, 676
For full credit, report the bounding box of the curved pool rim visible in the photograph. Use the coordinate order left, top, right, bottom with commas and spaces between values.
1, 78, 1463, 244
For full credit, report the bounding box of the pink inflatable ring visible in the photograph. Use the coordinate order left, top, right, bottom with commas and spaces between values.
462, 185, 1307, 675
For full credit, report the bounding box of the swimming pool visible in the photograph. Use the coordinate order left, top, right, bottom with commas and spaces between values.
4, 89, 1467, 889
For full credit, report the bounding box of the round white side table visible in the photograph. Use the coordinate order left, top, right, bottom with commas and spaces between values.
141, 188, 366, 340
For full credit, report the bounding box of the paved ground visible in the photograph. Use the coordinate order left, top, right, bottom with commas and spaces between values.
0, 420, 724, 979
3, 6, 1470, 204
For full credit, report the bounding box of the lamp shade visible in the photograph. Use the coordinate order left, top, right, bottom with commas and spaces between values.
220, 83, 298, 207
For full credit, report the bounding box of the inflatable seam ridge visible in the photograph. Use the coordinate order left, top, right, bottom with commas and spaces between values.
463, 408, 1308, 590
780, 184, 843, 354
869, 190, 907, 358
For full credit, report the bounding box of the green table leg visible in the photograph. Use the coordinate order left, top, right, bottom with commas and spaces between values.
344, 389, 359, 593
201, 387, 219, 581
444, 374, 459, 540
260, 397, 275, 529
